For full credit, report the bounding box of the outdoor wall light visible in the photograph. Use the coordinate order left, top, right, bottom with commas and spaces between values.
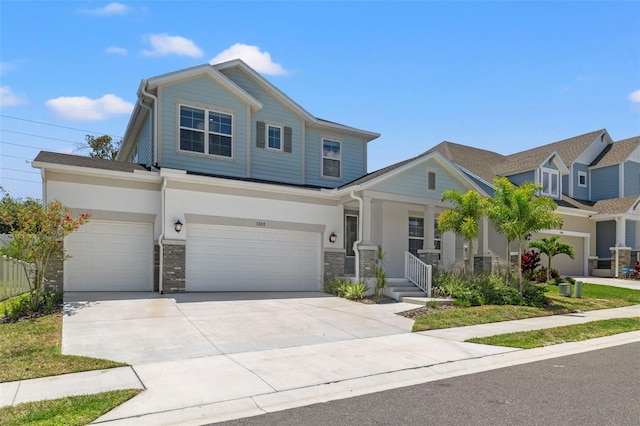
329, 232, 337, 244
174, 220, 183, 233
526, 233, 532, 241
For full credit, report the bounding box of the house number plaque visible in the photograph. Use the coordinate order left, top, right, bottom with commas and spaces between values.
256, 221, 266, 227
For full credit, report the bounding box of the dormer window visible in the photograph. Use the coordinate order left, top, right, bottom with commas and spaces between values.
322, 139, 341, 179
541, 168, 559, 198
267, 124, 282, 151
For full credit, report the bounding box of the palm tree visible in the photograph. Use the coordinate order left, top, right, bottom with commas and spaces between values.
438, 189, 484, 275
484, 177, 563, 292
528, 236, 575, 278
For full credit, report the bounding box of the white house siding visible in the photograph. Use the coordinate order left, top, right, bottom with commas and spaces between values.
158, 76, 249, 177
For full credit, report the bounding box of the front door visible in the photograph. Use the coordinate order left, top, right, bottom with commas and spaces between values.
345, 214, 358, 275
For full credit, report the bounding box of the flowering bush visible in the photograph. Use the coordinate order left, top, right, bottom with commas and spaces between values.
1, 198, 89, 315
521, 250, 541, 282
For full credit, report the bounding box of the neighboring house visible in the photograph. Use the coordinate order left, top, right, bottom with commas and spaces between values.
32, 60, 640, 293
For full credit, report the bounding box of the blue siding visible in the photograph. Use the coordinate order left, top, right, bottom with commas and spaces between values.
508, 171, 535, 186
461, 171, 494, 196
159, 76, 248, 177
562, 174, 569, 196
137, 114, 152, 166
304, 128, 367, 188
624, 160, 640, 197
626, 221, 637, 249
572, 163, 589, 200
596, 221, 616, 258
370, 159, 470, 200
221, 69, 304, 184
591, 165, 619, 201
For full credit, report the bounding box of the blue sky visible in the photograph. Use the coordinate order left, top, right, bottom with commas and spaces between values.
1, 1, 639, 199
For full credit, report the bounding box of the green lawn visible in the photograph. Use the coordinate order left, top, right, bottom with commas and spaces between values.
467, 317, 640, 349
0, 389, 141, 426
0, 312, 127, 383
413, 283, 640, 332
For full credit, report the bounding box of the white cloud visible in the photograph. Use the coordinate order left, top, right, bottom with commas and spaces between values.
106, 46, 127, 55
629, 89, 640, 103
0, 86, 27, 106
210, 44, 287, 76
0, 61, 18, 75
142, 34, 203, 58
45, 94, 133, 120
80, 2, 131, 16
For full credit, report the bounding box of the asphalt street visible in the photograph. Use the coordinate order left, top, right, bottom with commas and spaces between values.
215, 342, 640, 426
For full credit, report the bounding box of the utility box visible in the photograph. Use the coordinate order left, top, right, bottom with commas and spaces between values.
573, 281, 583, 298
558, 283, 571, 297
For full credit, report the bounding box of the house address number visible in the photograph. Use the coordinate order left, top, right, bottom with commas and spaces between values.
256, 221, 267, 227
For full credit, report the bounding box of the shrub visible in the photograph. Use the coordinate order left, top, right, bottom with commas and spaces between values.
1, 290, 63, 322
338, 281, 368, 300
521, 250, 541, 281
533, 267, 559, 283
565, 276, 576, 284
522, 283, 548, 308
432, 271, 468, 298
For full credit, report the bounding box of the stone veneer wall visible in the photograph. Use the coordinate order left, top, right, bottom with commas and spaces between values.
474, 255, 492, 274
162, 243, 185, 293
610, 248, 631, 277
588, 257, 598, 276
154, 245, 160, 292
323, 251, 345, 282
358, 246, 377, 279
45, 249, 64, 293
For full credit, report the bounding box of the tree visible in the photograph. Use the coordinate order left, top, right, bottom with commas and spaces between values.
0, 198, 89, 310
438, 189, 484, 275
528, 236, 575, 278
80, 135, 121, 160
484, 177, 563, 292
0, 189, 40, 234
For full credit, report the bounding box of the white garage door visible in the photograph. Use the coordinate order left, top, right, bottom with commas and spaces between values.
65, 221, 153, 291
536, 235, 585, 277
186, 224, 321, 291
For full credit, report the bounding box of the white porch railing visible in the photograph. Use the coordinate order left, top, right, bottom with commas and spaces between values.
1, 255, 33, 301
405, 251, 432, 297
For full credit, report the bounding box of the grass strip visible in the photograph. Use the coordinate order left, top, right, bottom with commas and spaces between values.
0, 389, 141, 426
466, 317, 640, 349
0, 313, 127, 383
412, 305, 551, 332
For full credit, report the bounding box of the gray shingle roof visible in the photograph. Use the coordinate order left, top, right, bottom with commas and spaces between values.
590, 136, 640, 168
33, 151, 149, 173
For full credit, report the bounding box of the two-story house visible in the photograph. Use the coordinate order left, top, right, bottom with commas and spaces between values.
32, 60, 640, 294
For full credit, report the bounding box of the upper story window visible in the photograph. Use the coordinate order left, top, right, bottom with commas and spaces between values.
322, 139, 341, 179
577, 171, 587, 188
427, 170, 436, 191
267, 125, 282, 151
541, 168, 559, 197
179, 105, 233, 158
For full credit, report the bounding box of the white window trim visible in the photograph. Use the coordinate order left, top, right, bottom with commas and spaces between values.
266, 123, 283, 152
321, 138, 342, 180
408, 216, 425, 255
577, 171, 587, 188
541, 167, 560, 197
177, 102, 235, 160
426, 169, 437, 191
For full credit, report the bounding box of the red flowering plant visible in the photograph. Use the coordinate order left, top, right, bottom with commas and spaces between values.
1, 197, 89, 312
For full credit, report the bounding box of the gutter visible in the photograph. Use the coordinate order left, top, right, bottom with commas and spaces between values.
158, 176, 168, 294
350, 190, 364, 282
140, 80, 158, 167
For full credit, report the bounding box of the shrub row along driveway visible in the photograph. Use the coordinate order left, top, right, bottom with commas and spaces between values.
62, 292, 416, 365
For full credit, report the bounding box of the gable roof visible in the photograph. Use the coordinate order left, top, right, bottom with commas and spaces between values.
590, 136, 640, 168
592, 195, 640, 215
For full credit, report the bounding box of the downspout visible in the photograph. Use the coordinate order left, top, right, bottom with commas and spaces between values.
140, 80, 158, 167
158, 177, 168, 294
350, 190, 364, 282
614, 216, 621, 278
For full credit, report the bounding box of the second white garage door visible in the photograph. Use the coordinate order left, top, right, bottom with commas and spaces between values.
186, 224, 321, 291
64, 221, 154, 291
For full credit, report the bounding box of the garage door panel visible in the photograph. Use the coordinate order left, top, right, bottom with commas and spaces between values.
64, 221, 153, 291
186, 224, 321, 291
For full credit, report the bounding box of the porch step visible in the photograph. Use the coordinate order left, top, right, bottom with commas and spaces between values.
401, 297, 452, 306
383, 278, 430, 301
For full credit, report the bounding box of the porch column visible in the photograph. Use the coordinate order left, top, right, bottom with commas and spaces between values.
362, 196, 372, 245
616, 216, 626, 247
424, 205, 435, 249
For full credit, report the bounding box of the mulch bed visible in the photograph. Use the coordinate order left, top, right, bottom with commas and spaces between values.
357, 295, 398, 305
397, 304, 461, 319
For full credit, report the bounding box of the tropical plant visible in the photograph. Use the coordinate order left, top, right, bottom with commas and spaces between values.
438, 189, 485, 275
484, 177, 563, 293
528, 236, 575, 276
521, 249, 541, 281
337, 281, 368, 300
0, 198, 89, 314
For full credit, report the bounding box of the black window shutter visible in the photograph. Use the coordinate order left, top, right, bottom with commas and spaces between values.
256, 121, 265, 148
284, 126, 292, 153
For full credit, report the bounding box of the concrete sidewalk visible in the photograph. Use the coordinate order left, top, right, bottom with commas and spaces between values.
1, 304, 638, 425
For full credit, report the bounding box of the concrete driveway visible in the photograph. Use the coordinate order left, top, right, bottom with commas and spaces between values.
62, 292, 416, 365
